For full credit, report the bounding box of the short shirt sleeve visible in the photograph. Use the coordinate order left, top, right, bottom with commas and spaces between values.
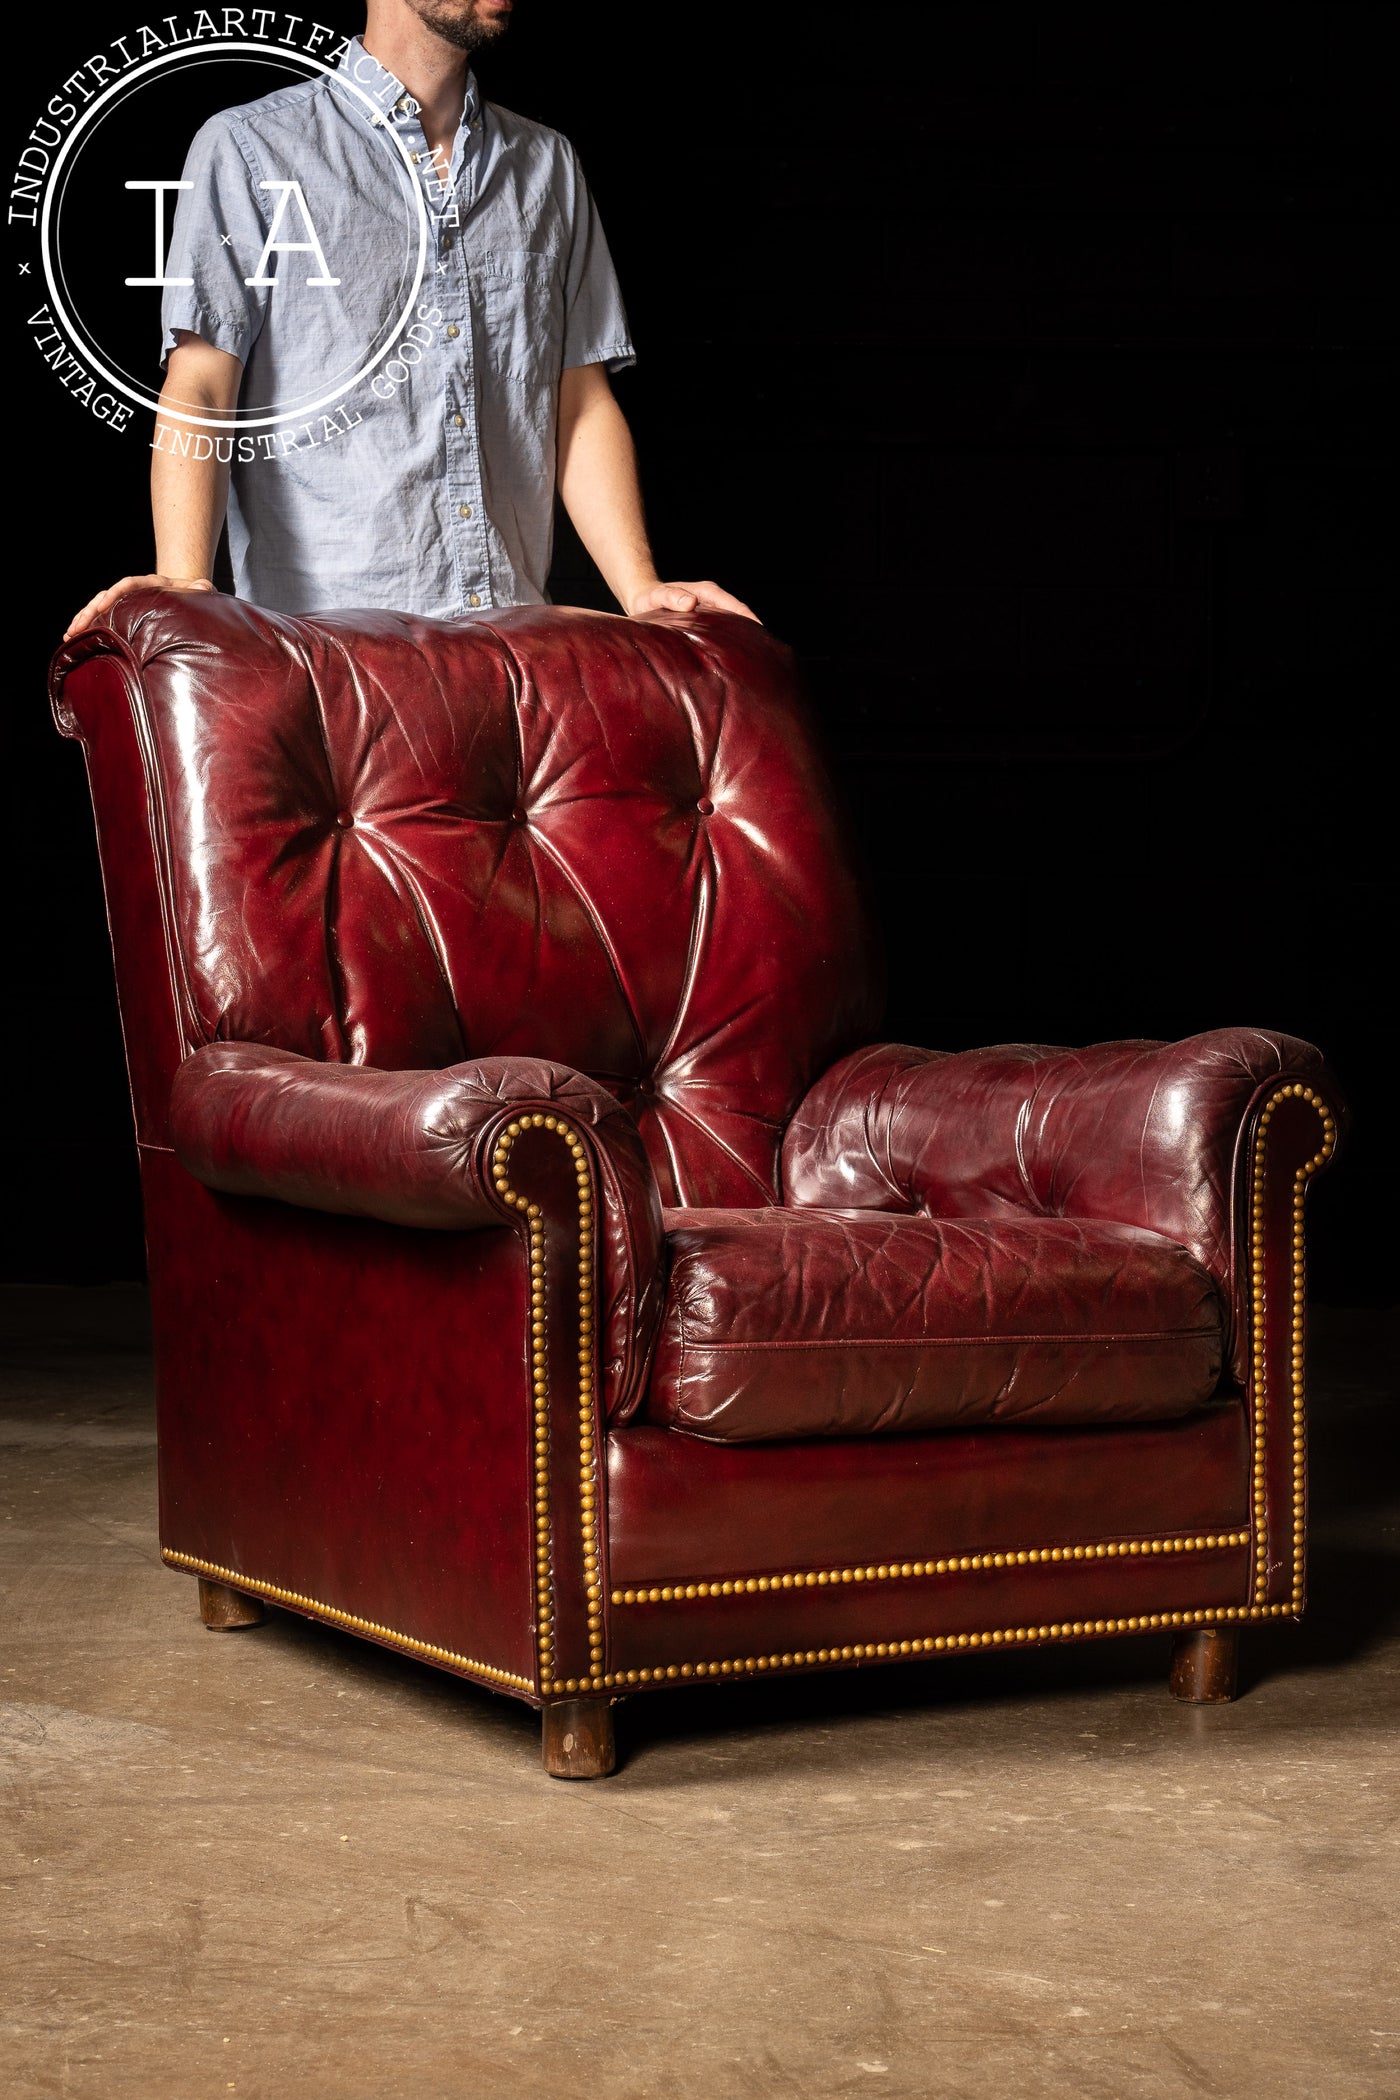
160, 114, 272, 367
560, 143, 635, 373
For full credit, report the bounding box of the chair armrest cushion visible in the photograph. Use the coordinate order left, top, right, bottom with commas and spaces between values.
171, 1043, 666, 1420
783, 1028, 1344, 1329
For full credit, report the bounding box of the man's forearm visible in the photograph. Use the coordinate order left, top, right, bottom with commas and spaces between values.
152, 335, 243, 579
556, 363, 659, 611
555, 363, 757, 624
153, 397, 230, 582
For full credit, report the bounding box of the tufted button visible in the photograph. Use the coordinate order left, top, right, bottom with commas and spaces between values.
334, 810, 354, 830
696, 796, 714, 816
511, 805, 527, 824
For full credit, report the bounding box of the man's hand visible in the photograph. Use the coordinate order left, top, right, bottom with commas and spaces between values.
65, 575, 216, 643
626, 580, 759, 622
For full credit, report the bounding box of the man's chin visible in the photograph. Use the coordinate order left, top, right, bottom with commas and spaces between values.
413, 1, 513, 54
469, 0, 512, 40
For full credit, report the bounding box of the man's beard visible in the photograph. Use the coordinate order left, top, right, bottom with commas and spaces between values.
408, 1, 509, 52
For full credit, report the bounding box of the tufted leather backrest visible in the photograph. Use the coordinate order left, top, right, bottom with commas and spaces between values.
53, 593, 880, 1205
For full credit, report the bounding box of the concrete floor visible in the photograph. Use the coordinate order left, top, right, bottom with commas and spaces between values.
2, 1287, 1396, 2100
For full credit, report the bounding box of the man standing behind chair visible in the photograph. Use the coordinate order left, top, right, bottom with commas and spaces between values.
66, 0, 752, 637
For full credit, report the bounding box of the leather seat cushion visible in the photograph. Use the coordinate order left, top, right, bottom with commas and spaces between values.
644, 1208, 1224, 1442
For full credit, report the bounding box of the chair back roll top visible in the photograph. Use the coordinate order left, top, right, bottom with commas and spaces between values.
52, 594, 881, 1205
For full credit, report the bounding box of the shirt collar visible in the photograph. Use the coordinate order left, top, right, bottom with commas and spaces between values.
336, 37, 479, 131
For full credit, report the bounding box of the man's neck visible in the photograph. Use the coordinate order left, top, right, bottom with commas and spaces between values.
363, 13, 468, 162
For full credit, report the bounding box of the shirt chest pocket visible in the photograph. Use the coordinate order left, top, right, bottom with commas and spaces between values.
473, 249, 563, 388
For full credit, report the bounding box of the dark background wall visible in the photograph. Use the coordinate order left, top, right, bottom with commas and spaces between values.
5, 3, 1391, 1295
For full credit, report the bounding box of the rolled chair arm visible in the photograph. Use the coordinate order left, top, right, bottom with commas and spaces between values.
782, 1028, 1346, 1376
171, 1043, 666, 1422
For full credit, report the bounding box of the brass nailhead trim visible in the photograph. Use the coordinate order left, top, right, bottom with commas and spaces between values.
594, 1603, 1303, 1687
162, 1549, 534, 1693
611, 1531, 1252, 1604
492, 1112, 603, 1698
1250, 1085, 1335, 1605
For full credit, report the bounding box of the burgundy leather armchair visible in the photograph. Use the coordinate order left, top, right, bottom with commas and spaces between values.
51, 594, 1343, 1777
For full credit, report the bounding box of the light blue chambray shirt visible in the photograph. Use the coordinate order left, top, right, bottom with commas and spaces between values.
161, 37, 635, 617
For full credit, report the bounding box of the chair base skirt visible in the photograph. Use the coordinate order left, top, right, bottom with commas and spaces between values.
544, 1624, 1248, 1777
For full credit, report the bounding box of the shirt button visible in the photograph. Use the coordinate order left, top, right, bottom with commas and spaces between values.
452, 413, 465, 427
446, 324, 460, 338
395, 97, 409, 112
409, 152, 420, 164
440, 234, 453, 252
459, 503, 472, 518
468, 593, 481, 608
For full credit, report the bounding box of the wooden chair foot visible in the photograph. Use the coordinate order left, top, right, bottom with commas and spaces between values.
542, 1697, 616, 1779
1170, 1626, 1238, 1702
198, 1577, 266, 1630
